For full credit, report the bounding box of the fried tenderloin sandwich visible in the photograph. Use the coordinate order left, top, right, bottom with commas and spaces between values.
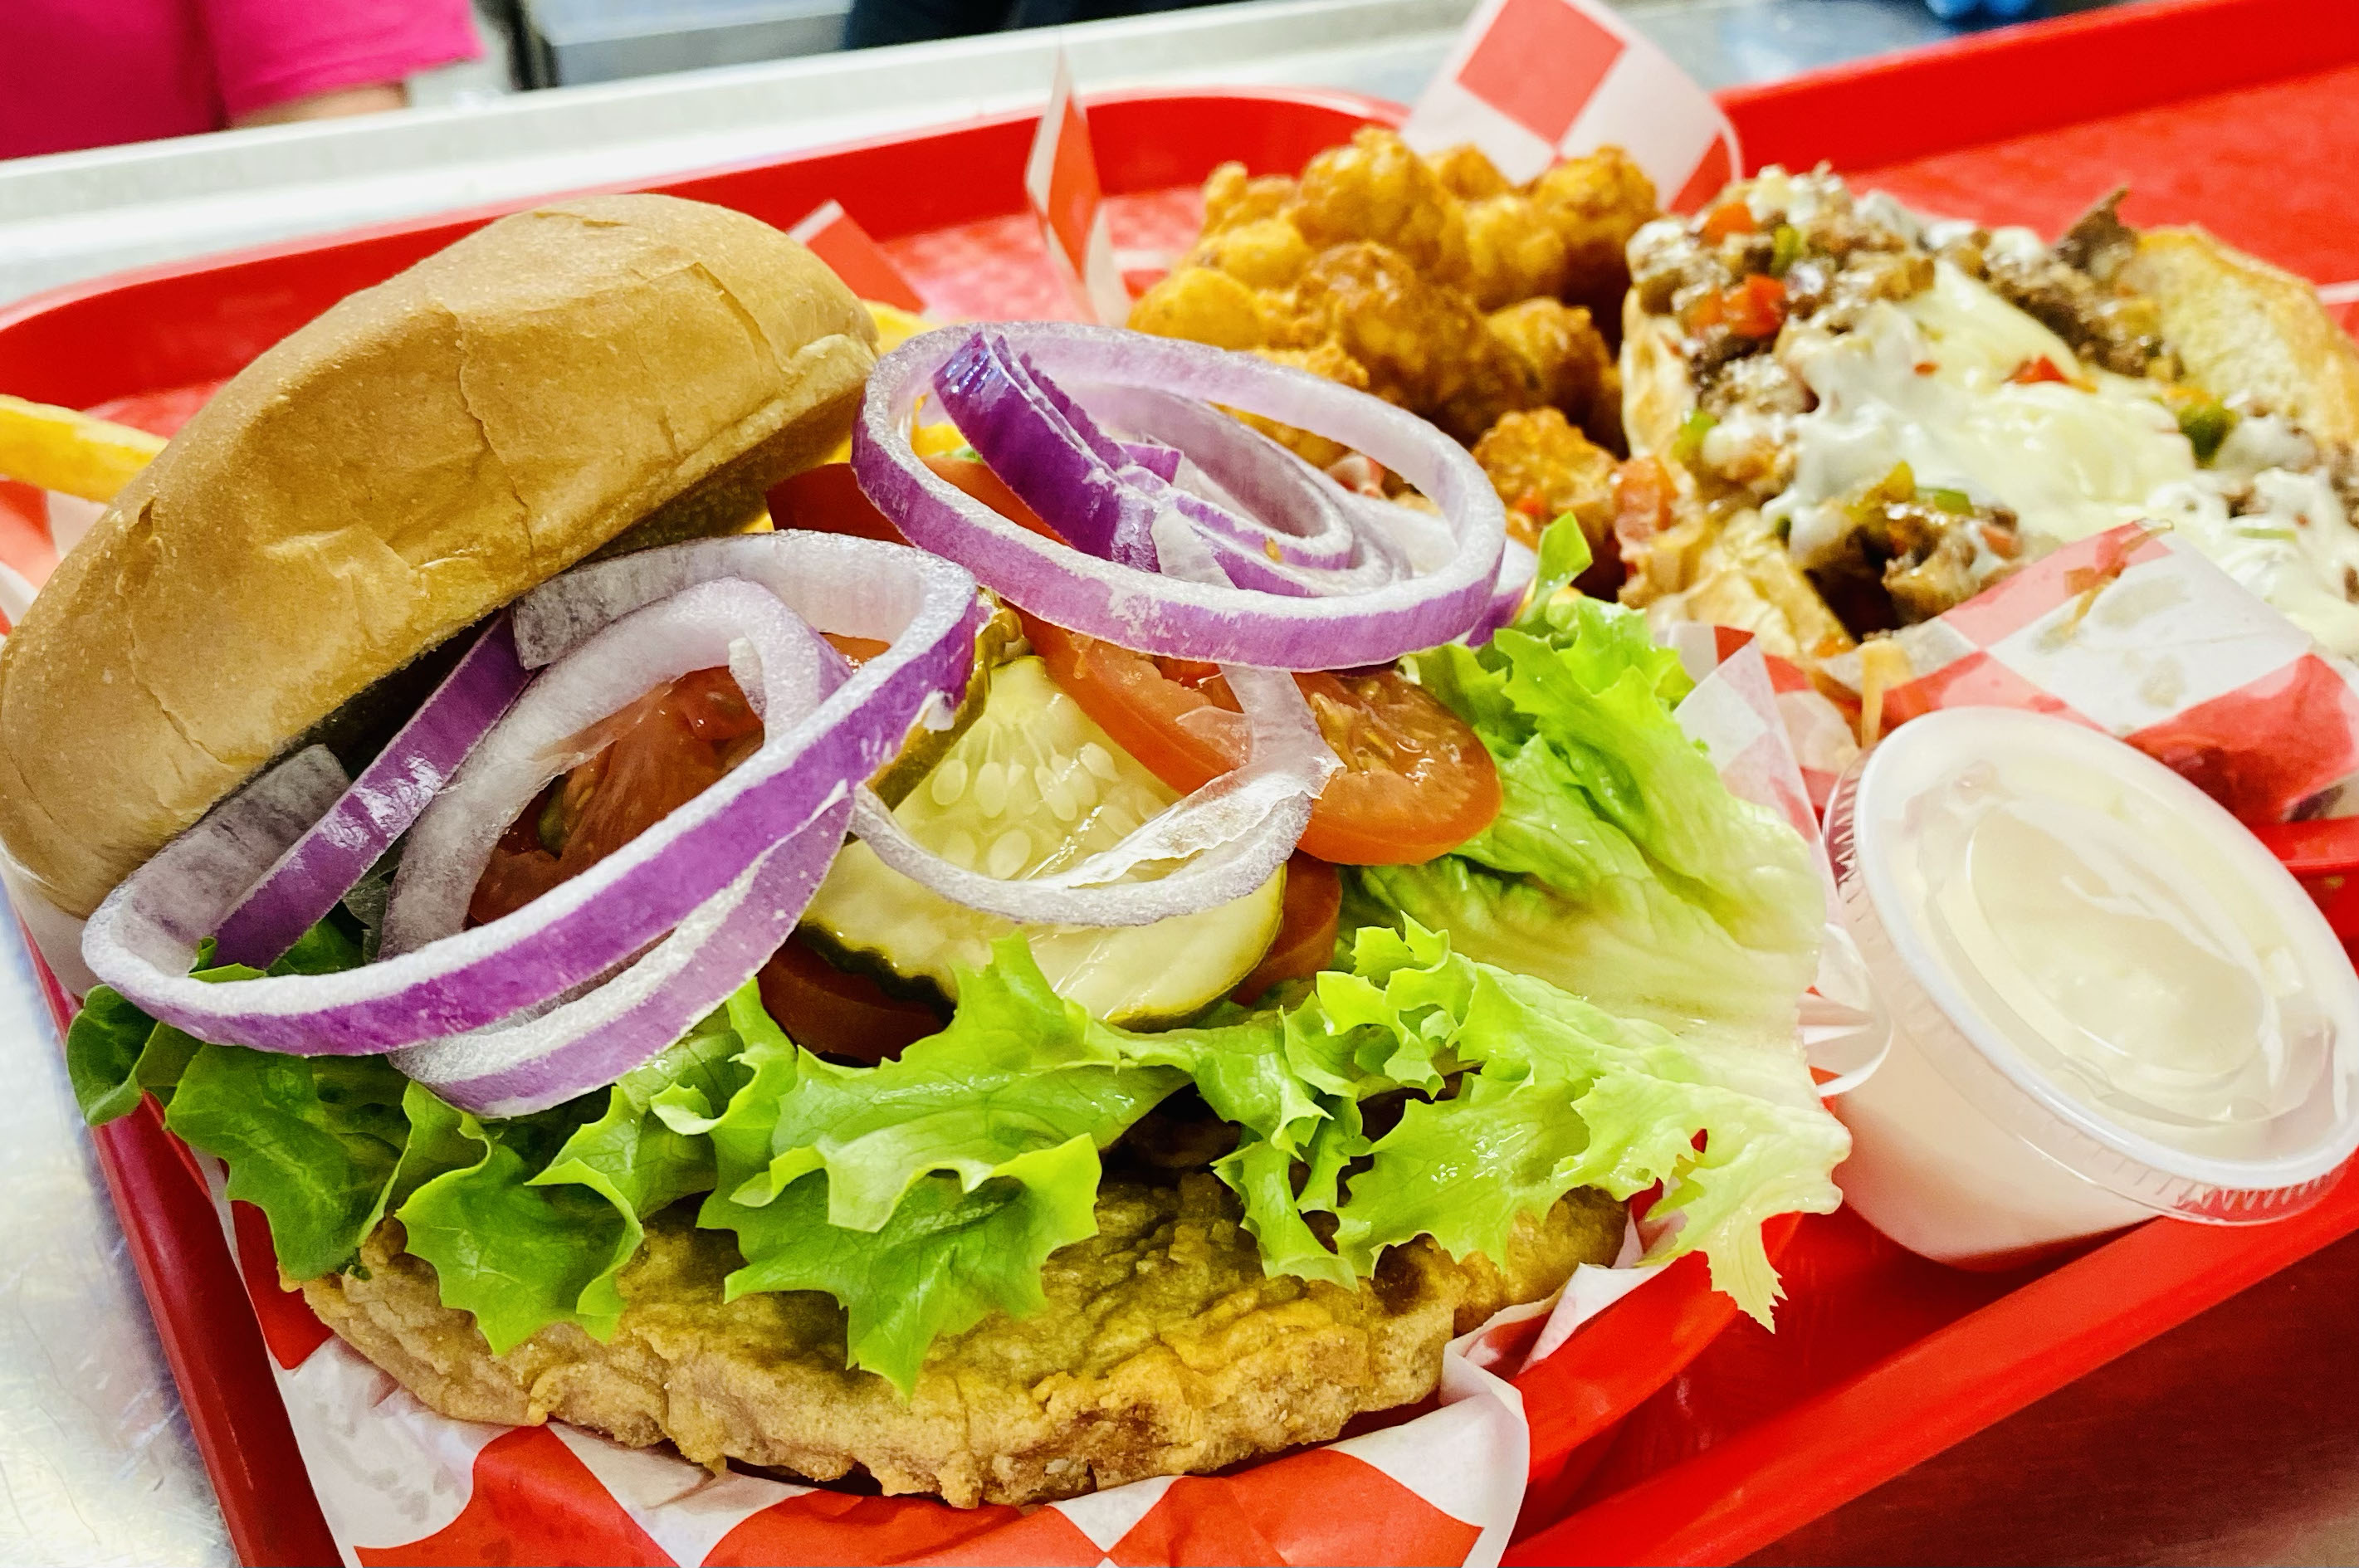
17, 192, 1847, 1508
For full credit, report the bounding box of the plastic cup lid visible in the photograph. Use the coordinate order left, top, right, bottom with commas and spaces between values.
1826, 707, 2359, 1224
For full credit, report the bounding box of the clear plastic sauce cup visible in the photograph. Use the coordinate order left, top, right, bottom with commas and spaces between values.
1824, 708, 2359, 1267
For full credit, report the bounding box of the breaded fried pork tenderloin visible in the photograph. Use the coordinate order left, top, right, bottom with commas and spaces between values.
305, 1178, 1625, 1507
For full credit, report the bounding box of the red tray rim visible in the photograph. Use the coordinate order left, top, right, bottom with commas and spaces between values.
0, 82, 1404, 349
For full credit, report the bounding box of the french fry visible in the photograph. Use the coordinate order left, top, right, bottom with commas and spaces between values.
0, 393, 166, 502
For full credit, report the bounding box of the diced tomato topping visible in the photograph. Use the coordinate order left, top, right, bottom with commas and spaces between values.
1699, 201, 1757, 243
1722, 273, 1789, 339
1611, 457, 1678, 550
2010, 355, 2069, 386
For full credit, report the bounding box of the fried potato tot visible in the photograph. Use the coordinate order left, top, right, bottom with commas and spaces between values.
1487, 298, 1611, 420
1128, 265, 1269, 351
1289, 128, 1470, 288
1288, 242, 1492, 417
1424, 143, 1515, 203
1183, 215, 1316, 292
1463, 195, 1573, 310
1201, 161, 1298, 235
1473, 405, 1618, 550
1529, 145, 1658, 322
304, 1177, 1626, 1509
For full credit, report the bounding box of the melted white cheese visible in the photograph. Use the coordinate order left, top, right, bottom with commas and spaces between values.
1766, 261, 2359, 653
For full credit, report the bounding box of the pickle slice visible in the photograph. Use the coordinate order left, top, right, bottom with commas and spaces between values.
802, 657, 1283, 1026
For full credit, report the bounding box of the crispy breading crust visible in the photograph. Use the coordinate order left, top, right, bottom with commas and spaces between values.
302, 1175, 1625, 1507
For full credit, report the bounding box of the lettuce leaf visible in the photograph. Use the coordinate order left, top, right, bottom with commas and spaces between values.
689, 940, 1184, 1390
1390, 581, 1822, 1038
1312, 924, 1845, 1315
165, 1047, 415, 1279
399, 1017, 750, 1352
723, 1146, 1103, 1394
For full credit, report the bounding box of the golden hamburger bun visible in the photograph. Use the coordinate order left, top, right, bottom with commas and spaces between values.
0, 193, 877, 918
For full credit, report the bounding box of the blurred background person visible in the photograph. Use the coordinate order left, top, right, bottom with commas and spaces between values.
0, 0, 481, 161
845, 0, 1230, 51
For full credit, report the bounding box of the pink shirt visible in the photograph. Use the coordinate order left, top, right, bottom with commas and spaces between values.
0, 0, 481, 160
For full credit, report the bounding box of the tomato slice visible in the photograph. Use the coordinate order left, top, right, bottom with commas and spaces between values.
1022, 613, 1500, 865
756, 938, 944, 1065
765, 460, 908, 544
765, 456, 1060, 546
774, 456, 1503, 863
469, 667, 759, 926
1232, 854, 1341, 1004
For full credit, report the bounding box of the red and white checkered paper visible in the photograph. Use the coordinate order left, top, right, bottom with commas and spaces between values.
1825, 524, 2359, 824
1027, 55, 1132, 327
788, 201, 929, 315
137, 647, 1839, 1568
1399, 0, 1740, 209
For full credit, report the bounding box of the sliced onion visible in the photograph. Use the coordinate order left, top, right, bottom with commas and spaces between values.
1474, 537, 1539, 642
849, 486, 1338, 928
129, 746, 353, 956
1117, 438, 1181, 482
860, 324, 1506, 670
1079, 383, 1358, 572
81, 534, 982, 1057
380, 578, 839, 956
392, 797, 851, 1116
211, 618, 530, 970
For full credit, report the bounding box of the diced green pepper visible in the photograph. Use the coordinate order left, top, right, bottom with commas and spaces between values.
1769, 224, 1803, 277
536, 785, 569, 857
1671, 408, 1717, 466
2176, 396, 2237, 465
1923, 486, 1974, 515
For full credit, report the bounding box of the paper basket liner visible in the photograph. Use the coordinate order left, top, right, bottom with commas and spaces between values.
1822, 524, 2359, 823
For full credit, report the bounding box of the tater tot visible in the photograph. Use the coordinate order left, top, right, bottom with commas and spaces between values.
1184, 215, 1315, 291
1288, 128, 1470, 287
1470, 406, 1619, 551
1486, 298, 1610, 426
1463, 195, 1572, 310
1287, 241, 1472, 413
1201, 161, 1298, 235
1527, 144, 1658, 320
1127, 266, 1267, 350
1425, 144, 1514, 202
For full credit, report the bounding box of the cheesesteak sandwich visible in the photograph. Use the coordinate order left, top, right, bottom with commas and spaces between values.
1616, 168, 2359, 660
15, 193, 1847, 1507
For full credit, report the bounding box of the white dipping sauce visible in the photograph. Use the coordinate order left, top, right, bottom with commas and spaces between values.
1826, 708, 2359, 1265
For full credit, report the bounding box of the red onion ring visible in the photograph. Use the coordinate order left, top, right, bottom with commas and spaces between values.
390, 799, 851, 1116
379, 578, 840, 955
81, 535, 982, 1056
210, 618, 530, 970
120, 745, 352, 956
1476, 537, 1539, 642
1068, 383, 1360, 573
848, 505, 1337, 926
855, 324, 1507, 670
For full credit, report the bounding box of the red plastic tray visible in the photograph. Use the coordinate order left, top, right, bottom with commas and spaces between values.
9, 2, 2359, 1561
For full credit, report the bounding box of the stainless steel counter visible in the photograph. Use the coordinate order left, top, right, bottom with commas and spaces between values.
0, 3, 2120, 1566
